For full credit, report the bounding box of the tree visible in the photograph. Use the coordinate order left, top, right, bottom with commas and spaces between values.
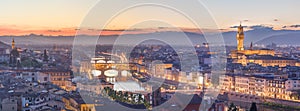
124, 92, 129, 101
138, 94, 143, 104
144, 99, 151, 110
249, 102, 257, 111
117, 91, 123, 102
111, 90, 117, 100
130, 93, 135, 104
103, 87, 109, 95
228, 103, 238, 111
118, 91, 123, 96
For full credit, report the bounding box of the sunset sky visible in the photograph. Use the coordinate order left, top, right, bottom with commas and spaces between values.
0, 0, 299, 36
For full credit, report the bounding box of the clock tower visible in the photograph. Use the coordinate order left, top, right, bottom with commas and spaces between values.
237, 23, 244, 51
12, 38, 15, 49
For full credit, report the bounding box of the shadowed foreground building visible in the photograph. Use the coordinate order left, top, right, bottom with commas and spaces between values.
183, 94, 227, 111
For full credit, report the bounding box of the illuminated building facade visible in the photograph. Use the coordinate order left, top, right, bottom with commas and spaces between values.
230, 24, 300, 67
41, 70, 72, 91
220, 74, 300, 101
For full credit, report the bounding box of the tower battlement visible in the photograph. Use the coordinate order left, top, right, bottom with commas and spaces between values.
237, 24, 244, 51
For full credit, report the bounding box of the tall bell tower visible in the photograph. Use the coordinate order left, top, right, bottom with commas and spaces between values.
12, 38, 15, 49
236, 23, 244, 51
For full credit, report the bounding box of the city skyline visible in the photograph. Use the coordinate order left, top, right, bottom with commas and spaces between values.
1, 1, 300, 111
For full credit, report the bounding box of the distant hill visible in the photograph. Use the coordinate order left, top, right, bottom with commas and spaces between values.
222, 28, 300, 46
0, 40, 10, 49
256, 32, 300, 45
0, 28, 300, 46
0, 32, 207, 46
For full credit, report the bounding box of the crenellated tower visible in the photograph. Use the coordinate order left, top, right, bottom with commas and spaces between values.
236, 23, 244, 51
12, 38, 15, 49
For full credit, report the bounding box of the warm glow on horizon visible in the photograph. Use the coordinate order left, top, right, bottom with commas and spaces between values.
0, 0, 299, 36
0, 25, 300, 36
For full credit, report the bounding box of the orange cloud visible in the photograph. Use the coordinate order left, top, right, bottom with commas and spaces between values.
0, 25, 213, 36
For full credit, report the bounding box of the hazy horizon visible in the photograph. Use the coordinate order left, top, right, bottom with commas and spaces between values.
0, 0, 299, 36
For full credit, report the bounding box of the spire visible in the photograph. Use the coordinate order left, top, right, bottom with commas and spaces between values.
250, 42, 253, 50
12, 38, 15, 49
237, 22, 244, 36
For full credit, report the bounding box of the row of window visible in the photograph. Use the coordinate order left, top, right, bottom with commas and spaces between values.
262, 60, 293, 63
52, 78, 69, 81
49, 73, 70, 76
